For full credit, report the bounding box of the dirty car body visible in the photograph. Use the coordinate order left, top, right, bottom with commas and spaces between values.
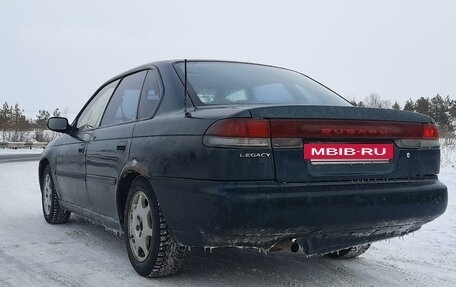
40, 60, 447, 259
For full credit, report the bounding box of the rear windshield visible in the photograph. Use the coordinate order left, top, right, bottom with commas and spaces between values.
175, 62, 350, 106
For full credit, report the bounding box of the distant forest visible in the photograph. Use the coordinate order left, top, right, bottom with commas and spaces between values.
351, 93, 456, 137
1, 93, 455, 142
0, 102, 61, 142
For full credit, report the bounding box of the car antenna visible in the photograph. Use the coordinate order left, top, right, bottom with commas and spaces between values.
184, 59, 191, 117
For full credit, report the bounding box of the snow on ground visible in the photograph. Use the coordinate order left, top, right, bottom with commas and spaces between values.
0, 148, 43, 155
0, 161, 454, 287
441, 143, 456, 168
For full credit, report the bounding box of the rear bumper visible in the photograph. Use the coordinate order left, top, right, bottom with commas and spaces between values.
151, 177, 447, 255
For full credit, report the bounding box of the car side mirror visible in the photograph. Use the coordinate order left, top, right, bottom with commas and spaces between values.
47, 117, 71, 133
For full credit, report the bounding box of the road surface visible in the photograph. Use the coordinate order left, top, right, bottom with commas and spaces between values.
0, 160, 454, 286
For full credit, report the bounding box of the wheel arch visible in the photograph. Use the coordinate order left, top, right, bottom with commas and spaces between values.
38, 157, 50, 190
116, 167, 153, 230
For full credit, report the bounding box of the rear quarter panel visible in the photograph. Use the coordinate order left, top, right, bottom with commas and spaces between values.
130, 111, 275, 181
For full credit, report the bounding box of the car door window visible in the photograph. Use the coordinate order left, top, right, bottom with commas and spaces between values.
77, 80, 119, 131
138, 70, 162, 120
101, 71, 147, 126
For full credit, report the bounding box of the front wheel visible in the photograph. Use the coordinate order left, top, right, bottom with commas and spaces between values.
324, 244, 371, 259
41, 165, 71, 224
124, 177, 186, 277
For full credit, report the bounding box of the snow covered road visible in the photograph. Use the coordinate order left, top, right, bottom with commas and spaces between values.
0, 149, 43, 163
0, 160, 454, 287
0, 154, 41, 163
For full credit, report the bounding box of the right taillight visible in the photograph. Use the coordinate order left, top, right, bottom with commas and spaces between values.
203, 118, 271, 147
422, 124, 439, 139
395, 123, 440, 148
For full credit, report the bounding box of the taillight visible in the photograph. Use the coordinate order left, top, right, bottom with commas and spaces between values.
268, 120, 439, 149
204, 118, 440, 149
395, 123, 439, 148
203, 119, 271, 147
270, 120, 423, 139
422, 124, 439, 139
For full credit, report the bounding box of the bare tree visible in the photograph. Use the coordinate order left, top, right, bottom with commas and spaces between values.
349, 99, 365, 107
363, 93, 391, 108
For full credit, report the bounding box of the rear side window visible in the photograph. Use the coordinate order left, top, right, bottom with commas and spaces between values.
77, 80, 119, 131
101, 71, 147, 126
175, 62, 350, 106
138, 70, 161, 120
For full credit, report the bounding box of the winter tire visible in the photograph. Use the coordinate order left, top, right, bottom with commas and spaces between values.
41, 165, 71, 224
125, 177, 186, 277
324, 244, 371, 259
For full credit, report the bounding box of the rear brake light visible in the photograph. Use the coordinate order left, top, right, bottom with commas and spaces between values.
270, 120, 424, 139
422, 124, 439, 139
204, 119, 440, 149
206, 118, 270, 138
203, 119, 271, 147
268, 120, 439, 149
395, 124, 439, 148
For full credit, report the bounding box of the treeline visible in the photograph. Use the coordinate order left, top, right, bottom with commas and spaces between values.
2, 94, 455, 142
351, 94, 456, 137
0, 102, 61, 142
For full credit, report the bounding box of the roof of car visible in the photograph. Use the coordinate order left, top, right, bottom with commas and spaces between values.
102, 59, 290, 86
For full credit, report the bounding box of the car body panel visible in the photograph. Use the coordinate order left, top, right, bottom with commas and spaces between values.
150, 176, 447, 254
248, 105, 433, 122
86, 122, 135, 219
53, 131, 91, 209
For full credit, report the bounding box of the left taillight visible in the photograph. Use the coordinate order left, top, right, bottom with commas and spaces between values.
203, 118, 271, 147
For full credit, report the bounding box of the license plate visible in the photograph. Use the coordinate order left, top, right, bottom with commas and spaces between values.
303, 143, 393, 163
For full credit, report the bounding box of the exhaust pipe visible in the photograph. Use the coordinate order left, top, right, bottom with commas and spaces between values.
270, 239, 300, 253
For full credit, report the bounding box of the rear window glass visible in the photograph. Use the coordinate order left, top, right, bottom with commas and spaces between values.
175, 62, 350, 106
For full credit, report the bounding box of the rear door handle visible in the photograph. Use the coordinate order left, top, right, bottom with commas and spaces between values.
117, 141, 127, 151
78, 144, 85, 153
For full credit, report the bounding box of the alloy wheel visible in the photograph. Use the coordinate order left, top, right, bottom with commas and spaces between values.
43, 173, 53, 215
128, 191, 153, 262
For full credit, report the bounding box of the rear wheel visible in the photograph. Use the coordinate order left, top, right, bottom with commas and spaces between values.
41, 165, 71, 224
124, 177, 186, 277
324, 244, 371, 259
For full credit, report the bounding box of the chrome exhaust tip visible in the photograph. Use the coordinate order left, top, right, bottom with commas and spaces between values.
270, 239, 300, 253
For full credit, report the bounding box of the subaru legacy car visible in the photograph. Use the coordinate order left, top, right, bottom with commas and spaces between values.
40, 60, 447, 277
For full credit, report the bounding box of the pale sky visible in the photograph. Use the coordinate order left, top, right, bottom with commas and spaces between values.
1, 0, 455, 120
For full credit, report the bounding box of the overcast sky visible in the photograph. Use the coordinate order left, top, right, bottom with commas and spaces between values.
1, 0, 455, 120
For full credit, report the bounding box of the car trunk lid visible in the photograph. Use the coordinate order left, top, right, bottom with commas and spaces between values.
248, 105, 439, 183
